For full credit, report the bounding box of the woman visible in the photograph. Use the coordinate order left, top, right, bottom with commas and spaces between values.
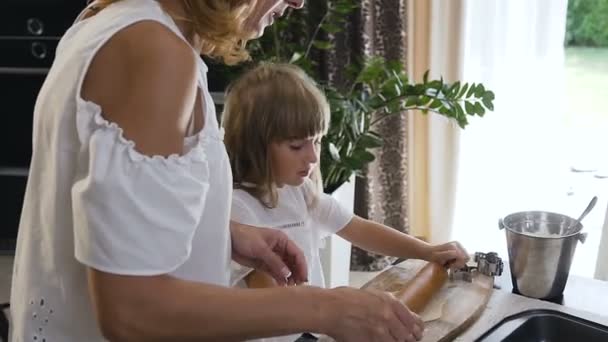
10, 1, 424, 341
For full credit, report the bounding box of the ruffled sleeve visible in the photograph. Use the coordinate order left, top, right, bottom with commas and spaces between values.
71, 100, 209, 275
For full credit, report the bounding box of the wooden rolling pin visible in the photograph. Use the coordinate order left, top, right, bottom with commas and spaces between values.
394, 262, 448, 313
245, 270, 278, 288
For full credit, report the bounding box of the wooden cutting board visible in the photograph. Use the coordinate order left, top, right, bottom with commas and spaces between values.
360, 259, 494, 342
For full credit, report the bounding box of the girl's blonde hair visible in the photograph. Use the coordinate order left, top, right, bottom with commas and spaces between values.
222, 63, 330, 208
89, 0, 253, 64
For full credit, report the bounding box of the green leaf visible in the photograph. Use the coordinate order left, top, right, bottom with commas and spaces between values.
391, 69, 405, 88
289, 52, 303, 63
387, 99, 401, 113
482, 91, 495, 110
421, 95, 432, 106
404, 97, 417, 108
356, 57, 386, 84
474, 83, 486, 97
312, 40, 333, 50
342, 158, 363, 172
328, 143, 341, 161
321, 23, 342, 34
457, 83, 469, 98
354, 98, 371, 113
440, 99, 454, 111
359, 133, 383, 148
423, 70, 430, 83
350, 114, 361, 137
333, 2, 358, 14
430, 99, 443, 109
456, 104, 466, 122
464, 101, 475, 114
474, 102, 486, 116
466, 83, 477, 98
424, 87, 439, 98
482, 98, 494, 111
353, 150, 376, 163
427, 80, 443, 92
484, 90, 495, 101
448, 81, 461, 97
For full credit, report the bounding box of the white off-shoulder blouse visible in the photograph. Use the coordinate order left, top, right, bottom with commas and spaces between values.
10, 1, 232, 341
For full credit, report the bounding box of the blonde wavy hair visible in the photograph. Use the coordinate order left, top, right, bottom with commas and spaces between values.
89, 0, 253, 64
222, 63, 330, 208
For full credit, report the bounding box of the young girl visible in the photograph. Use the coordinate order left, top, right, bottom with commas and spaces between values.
223, 63, 470, 340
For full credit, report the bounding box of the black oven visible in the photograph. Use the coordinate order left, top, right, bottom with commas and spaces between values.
0, 1, 87, 253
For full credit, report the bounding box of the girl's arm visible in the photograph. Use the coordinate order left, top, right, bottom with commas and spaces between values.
338, 216, 432, 261
337, 216, 469, 268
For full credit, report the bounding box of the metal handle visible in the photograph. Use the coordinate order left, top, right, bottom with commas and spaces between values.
578, 232, 587, 244
498, 218, 505, 230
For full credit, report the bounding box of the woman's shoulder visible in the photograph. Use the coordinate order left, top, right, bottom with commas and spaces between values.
100, 20, 197, 75
80, 19, 199, 158
108, 20, 198, 90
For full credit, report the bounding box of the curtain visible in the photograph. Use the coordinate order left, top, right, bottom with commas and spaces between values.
324, 0, 467, 270
321, 0, 410, 271
452, 0, 569, 256
407, 0, 466, 244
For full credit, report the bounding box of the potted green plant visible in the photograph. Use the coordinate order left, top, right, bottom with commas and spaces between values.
255, 0, 495, 194
209, 0, 495, 194
204, 0, 497, 286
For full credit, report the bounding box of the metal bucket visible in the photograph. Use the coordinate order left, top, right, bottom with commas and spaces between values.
499, 211, 587, 299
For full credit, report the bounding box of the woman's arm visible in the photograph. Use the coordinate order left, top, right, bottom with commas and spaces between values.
89, 270, 324, 341
90, 268, 427, 341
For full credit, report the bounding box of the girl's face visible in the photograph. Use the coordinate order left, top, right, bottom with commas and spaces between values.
243, 0, 304, 38
270, 136, 320, 187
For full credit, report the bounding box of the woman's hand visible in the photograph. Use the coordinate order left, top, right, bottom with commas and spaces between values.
230, 221, 308, 285
426, 241, 470, 269
322, 287, 424, 342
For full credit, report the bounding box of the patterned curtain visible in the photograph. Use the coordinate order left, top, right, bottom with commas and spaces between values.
319, 0, 410, 271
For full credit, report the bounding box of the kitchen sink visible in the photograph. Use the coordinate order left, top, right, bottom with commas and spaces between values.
475, 309, 608, 342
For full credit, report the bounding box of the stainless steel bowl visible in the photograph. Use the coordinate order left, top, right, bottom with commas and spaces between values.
499, 211, 587, 299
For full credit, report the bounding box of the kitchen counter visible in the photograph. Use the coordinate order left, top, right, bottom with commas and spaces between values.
2, 255, 607, 340
320, 259, 608, 342
455, 285, 608, 341
456, 259, 608, 340
493, 258, 608, 317
391, 259, 608, 341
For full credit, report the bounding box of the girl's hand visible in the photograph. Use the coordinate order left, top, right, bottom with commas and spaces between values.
427, 241, 470, 269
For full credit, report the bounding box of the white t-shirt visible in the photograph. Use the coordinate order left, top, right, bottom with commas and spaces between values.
10, 1, 232, 341
230, 179, 353, 342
